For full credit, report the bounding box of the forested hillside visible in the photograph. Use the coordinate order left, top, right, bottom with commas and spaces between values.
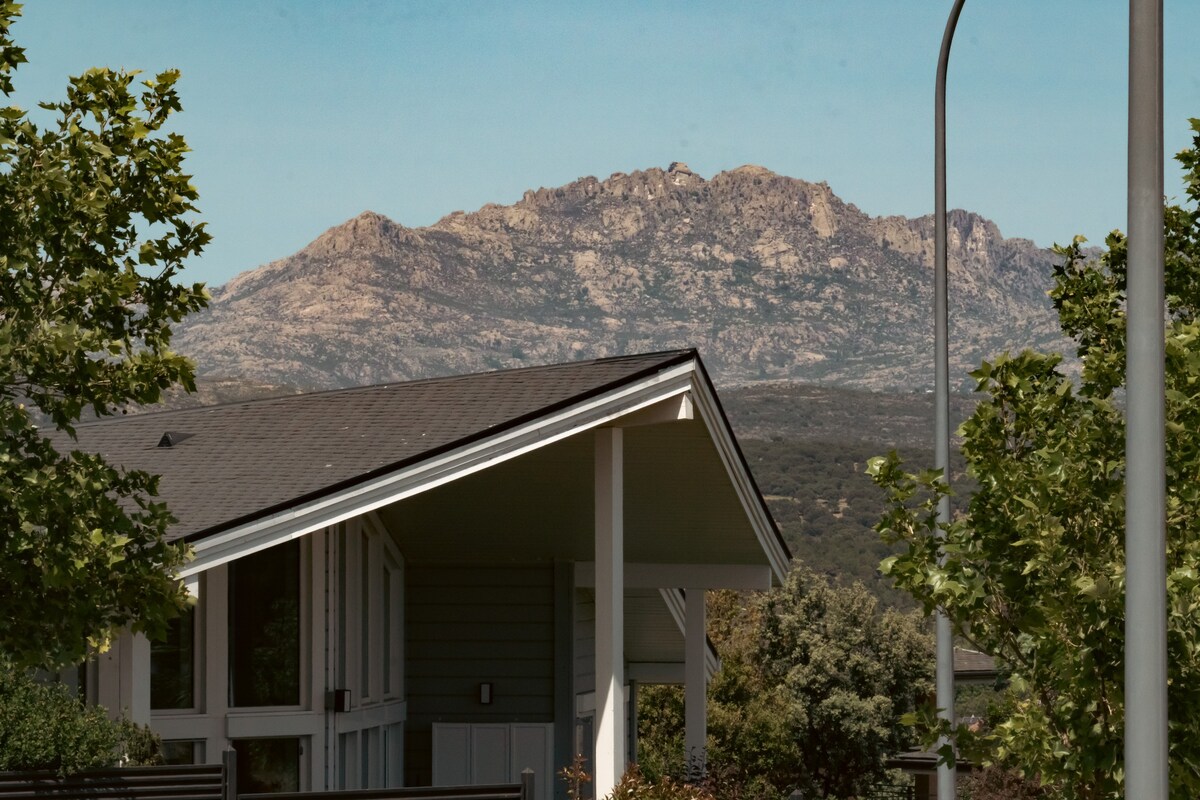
722, 382, 974, 606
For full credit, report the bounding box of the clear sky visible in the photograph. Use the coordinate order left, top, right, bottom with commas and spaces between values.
8, 1, 1200, 286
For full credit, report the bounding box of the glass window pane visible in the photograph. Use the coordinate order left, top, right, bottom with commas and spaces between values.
382, 566, 391, 697
338, 526, 349, 693
361, 531, 370, 697
385, 722, 404, 788
339, 732, 357, 790
151, 606, 195, 709
161, 739, 204, 765
233, 738, 300, 794
229, 539, 300, 707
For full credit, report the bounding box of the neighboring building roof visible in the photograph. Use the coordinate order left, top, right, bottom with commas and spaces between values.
886, 749, 977, 774
954, 647, 999, 682
887, 650, 1001, 776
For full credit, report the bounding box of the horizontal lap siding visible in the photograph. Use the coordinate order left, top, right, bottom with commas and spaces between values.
406, 565, 555, 787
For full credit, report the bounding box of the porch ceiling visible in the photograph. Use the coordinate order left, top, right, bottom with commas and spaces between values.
380, 418, 767, 570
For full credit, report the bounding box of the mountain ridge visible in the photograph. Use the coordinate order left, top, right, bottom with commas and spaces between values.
176, 162, 1070, 391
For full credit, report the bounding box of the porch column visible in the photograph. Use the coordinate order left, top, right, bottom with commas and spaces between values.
685, 588, 706, 778
97, 630, 151, 725
594, 428, 626, 795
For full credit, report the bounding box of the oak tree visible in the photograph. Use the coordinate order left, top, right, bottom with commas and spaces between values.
638, 567, 932, 799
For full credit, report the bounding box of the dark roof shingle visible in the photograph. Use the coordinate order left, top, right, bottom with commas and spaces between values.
60, 350, 696, 541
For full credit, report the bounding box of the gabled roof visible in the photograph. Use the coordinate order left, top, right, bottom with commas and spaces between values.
63, 350, 789, 583
65, 350, 696, 541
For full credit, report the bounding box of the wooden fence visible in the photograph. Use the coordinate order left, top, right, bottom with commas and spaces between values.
0, 760, 231, 800
243, 770, 533, 800
0, 755, 531, 800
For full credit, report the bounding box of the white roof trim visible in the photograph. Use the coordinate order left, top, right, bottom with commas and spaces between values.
689, 375, 791, 583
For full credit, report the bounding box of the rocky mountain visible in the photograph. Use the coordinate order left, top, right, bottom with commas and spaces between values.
176, 162, 1072, 391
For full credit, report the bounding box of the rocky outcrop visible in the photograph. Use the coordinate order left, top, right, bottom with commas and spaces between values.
175, 165, 1071, 391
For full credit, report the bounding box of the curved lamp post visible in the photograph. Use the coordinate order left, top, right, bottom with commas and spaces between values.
934, 2, 966, 798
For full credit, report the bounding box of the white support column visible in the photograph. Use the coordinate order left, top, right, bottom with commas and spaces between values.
126, 632, 151, 725
684, 589, 706, 779
97, 630, 151, 725
594, 428, 626, 795
205, 565, 231, 760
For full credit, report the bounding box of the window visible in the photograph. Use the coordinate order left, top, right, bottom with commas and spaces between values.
360, 529, 370, 697
229, 539, 300, 707
383, 558, 401, 697
337, 521, 403, 705
233, 737, 301, 794
161, 739, 205, 765
151, 606, 196, 709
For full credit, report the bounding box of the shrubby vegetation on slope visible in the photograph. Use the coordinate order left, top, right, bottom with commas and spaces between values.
722, 383, 972, 607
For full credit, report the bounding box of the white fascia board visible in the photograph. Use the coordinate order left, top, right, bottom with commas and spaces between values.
688, 378, 791, 583
575, 562, 771, 590
178, 361, 698, 579
661, 589, 719, 679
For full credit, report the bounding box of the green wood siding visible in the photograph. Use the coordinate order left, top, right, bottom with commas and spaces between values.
405, 564, 555, 786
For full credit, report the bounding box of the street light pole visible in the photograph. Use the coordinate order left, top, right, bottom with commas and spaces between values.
1125, 0, 1167, 797
934, 2, 966, 798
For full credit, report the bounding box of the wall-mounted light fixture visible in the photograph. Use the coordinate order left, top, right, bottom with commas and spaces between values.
479, 682, 493, 705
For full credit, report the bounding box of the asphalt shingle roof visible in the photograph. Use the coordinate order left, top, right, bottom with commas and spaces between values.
60, 350, 696, 542
953, 647, 999, 678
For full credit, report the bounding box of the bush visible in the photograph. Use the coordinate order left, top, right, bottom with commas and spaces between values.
961, 766, 1044, 800
0, 666, 161, 775
605, 766, 718, 800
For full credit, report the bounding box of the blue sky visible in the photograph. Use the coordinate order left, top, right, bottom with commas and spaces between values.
9, 1, 1200, 286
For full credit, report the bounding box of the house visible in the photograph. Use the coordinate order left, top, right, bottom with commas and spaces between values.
67, 350, 789, 799
887, 648, 1002, 799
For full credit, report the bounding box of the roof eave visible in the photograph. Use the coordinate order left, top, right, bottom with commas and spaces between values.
180, 358, 700, 578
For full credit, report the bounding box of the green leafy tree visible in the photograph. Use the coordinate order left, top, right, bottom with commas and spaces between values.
870, 120, 1200, 799
0, 3, 208, 670
639, 567, 932, 799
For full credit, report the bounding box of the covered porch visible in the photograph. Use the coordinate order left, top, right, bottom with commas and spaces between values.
382, 389, 787, 794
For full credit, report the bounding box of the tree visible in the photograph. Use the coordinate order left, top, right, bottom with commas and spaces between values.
0, 3, 209, 670
638, 567, 933, 799
870, 119, 1200, 799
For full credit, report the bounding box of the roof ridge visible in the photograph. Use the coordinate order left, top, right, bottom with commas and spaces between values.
71, 348, 699, 429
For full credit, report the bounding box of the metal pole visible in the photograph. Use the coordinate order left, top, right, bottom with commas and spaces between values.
1125, 0, 1168, 797
935, 2, 965, 798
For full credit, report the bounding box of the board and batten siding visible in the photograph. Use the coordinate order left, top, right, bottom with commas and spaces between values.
405, 564, 556, 787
